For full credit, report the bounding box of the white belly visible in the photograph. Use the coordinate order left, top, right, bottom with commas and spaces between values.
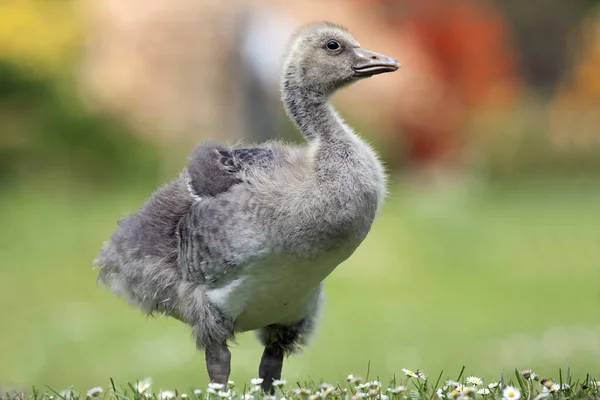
207, 248, 354, 332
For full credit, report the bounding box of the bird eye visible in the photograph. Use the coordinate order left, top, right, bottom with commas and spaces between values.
326, 40, 341, 51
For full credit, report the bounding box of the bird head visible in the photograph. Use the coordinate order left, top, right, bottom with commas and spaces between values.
281, 22, 400, 95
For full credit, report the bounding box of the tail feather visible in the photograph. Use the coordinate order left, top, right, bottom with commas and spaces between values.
93, 177, 235, 348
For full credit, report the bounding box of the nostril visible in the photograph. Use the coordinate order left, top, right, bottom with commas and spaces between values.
371, 55, 379, 60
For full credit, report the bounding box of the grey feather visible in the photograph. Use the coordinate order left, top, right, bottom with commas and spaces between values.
185, 141, 243, 197
219, 148, 274, 173
186, 141, 275, 199
94, 21, 398, 388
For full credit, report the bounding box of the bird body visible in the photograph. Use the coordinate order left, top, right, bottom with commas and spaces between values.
95, 21, 398, 392
188, 113, 385, 331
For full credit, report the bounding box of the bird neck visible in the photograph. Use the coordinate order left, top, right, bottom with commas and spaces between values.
281, 72, 348, 143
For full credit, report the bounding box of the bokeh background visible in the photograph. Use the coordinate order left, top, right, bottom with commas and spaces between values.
2, 0, 600, 393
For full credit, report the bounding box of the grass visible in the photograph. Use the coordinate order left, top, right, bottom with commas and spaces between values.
3, 368, 600, 400
1, 177, 600, 392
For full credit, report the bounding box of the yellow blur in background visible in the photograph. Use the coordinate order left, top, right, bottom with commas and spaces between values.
0, 1, 81, 75
1, 0, 600, 393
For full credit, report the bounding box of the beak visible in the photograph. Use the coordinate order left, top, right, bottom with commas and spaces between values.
352, 48, 400, 77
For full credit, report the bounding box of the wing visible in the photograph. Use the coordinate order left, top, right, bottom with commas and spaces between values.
177, 196, 266, 283
180, 141, 273, 282
218, 147, 273, 173
177, 203, 225, 283
186, 141, 273, 198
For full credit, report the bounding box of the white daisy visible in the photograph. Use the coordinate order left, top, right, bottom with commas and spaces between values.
158, 390, 175, 400
295, 388, 312, 396
447, 389, 460, 398
487, 383, 499, 389
476, 388, 490, 395
387, 386, 407, 395
206, 388, 217, 395
137, 378, 153, 393
209, 383, 225, 391
60, 390, 77, 399
250, 378, 263, 386
347, 375, 363, 385
144, 394, 153, 399
402, 369, 418, 378
520, 369, 536, 381
459, 386, 476, 395
227, 380, 235, 388
466, 377, 483, 386
217, 391, 231, 399
436, 388, 444, 399
367, 381, 382, 389
446, 381, 460, 388
502, 386, 521, 400
380, 395, 389, 400
243, 395, 254, 400
272, 380, 287, 388
542, 380, 554, 390
181, 394, 188, 398
309, 395, 320, 400
249, 386, 261, 394
417, 371, 427, 380
542, 381, 560, 393
194, 390, 203, 395
549, 383, 560, 392
320, 385, 335, 397
86, 387, 104, 397
264, 396, 276, 400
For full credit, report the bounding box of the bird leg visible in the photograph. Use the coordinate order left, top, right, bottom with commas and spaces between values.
259, 343, 284, 394
256, 290, 324, 393
205, 342, 231, 385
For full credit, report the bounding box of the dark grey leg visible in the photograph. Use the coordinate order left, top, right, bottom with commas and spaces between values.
256, 286, 325, 393
205, 343, 231, 384
259, 344, 284, 393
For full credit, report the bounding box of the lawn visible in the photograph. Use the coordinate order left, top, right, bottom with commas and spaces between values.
1, 177, 599, 392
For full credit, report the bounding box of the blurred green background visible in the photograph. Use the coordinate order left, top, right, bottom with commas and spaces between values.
1, 0, 600, 393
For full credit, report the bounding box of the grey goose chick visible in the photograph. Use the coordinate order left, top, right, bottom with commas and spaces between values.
95, 21, 399, 393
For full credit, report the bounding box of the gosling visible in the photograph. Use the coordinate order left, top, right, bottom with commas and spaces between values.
95, 21, 399, 393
